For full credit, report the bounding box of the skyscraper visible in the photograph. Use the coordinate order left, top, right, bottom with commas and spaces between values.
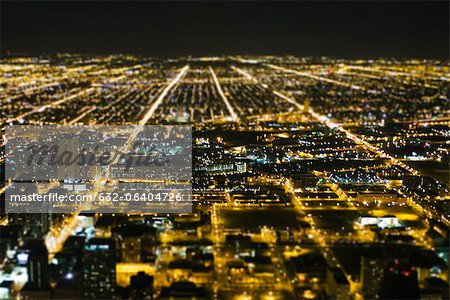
360, 256, 387, 299
379, 260, 420, 300
130, 271, 153, 299
82, 238, 116, 299
24, 238, 49, 290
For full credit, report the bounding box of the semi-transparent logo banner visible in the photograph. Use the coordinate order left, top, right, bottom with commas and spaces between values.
5, 125, 192, 213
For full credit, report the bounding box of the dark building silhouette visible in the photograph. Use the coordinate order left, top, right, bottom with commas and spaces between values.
129, 271, 153, 299
20, 238, 52, 299
360, 256, 387, 299
82, 238, 116, 299
379, 260, 420, 300
23, 238, 50, 290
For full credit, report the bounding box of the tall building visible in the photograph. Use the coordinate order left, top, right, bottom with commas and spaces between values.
379, 260, 420, 299
360, 256, 387, 299
112, 224, 157, 263
361, 256, 420, 299
23, 238, 50, 290
20, 238, 52, 299
129, 271, 153, 299
83, 238, 116, 299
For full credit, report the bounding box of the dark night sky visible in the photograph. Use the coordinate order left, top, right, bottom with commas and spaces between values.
1, 1, 449, 59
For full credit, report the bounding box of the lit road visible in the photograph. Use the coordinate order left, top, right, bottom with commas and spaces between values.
209, 66, 239, 122
139, 65, 190, 125
7, 88, 97, 123
265, 63, 378, 94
